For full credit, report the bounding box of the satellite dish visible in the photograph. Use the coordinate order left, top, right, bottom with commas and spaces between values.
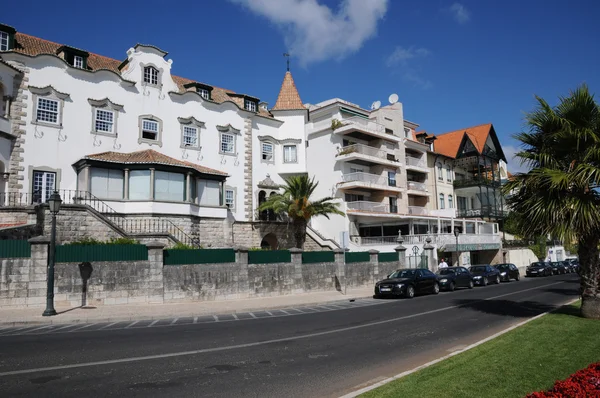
371, 101, 381, 110
388, 93, 399, 104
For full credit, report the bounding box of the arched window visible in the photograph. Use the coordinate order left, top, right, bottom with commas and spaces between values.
143, 66, 159, 85
448, 195, 453, 208
258, 190, 267, 221
437, 163, 443, 181
439, 193, 445, 209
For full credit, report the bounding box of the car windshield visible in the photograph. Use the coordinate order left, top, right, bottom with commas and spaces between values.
551, 262, 560, 266
388, 269, 416, 279
470, 266, 487, 272
438, 269, 456, 275
495, 264, 509, 270
531, 263, 544, 267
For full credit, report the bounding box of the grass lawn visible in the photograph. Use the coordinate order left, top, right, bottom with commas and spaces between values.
362, 302, 600, 398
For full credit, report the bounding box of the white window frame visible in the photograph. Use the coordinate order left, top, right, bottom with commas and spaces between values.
448, 194, 454, 208
178, 117, 204, 150
198, 88, 210, 100
439, 193, 445, 209
36, 97, 60, 125
182, 126, 198, 147
283, 144, 298, 163
74, 55, 84, 69
0, 31, 8, 51
30, 86, 70, 128
262, 142, 274, 162
94, 108, 115, 134
446, 166, 452, 182
437, 163, 443, 181
88, 98, 123, 137
138, 115, 163, 147
244, 99, 257, 112
225, 188, 235, 209
143, 66, 159, 86
220, 133, 235, 154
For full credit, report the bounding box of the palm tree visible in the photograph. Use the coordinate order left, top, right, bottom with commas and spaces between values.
503, 84, 600, 319
258, 175, 344, 249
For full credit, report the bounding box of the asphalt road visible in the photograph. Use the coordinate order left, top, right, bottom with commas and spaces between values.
0, 273, 580, 398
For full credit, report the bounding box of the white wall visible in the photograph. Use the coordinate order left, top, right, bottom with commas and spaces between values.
506, 248, 538, 268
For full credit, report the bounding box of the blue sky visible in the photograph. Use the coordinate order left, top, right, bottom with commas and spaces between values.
5, 0, 600, 172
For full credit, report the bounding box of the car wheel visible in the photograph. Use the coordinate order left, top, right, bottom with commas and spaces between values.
495, 275, 501, 284
449, 282, 455, 292
405, 285, 415, 299
373, 294, 381, 299
468, 280, 474, 289
483, 277, 488, 286
515, 274, 520, 281
433, 283, 440, 295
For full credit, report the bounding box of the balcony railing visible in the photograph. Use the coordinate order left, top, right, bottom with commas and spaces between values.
336, 144, 388, 159
342, 116, 386, 134
408, 206, 429, 215
341, 172, 383, 184
456, 206, 507, 218
405, 156, 427, 168
358, 233, 501, 247
360, 236, 399, 245
346, 201, 394, 213
407, 181, 427, 192
453, 177, 501, 189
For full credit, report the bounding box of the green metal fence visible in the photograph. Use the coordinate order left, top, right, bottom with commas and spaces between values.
55, 244, 148, 263
0, 240, 31, 259
302, 251, 335, 264
345, 251, 371, 263
248, 250, 291, 264
378, 252, 398, 263
163, 249, 236, 266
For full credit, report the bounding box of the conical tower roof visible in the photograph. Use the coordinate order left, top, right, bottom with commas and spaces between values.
272, 71, 304, 111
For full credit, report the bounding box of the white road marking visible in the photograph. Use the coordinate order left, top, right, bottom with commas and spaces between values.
170, 318, 179, 325
232, 314, 239, 320
265, 311, 273, 316
279, 310, 291, 315
20, 325, 54, 334
68, 324, 96, 333
212, 315, 219, 322
193, 317, 198, 324
98, 322, 119, 330
125, 321, 138, 329
248, 312, 257, 319
48, 324, 77, 333
147, 320, 159, 327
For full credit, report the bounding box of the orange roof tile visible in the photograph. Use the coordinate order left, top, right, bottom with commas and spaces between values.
84, 149, 228, 176
272, 71, 304, 111
10, 32, 273, 118
434, 123, 493, 158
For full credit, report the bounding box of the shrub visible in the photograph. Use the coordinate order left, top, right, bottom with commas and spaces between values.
171, 242, 198, 250
65, 237, 139, 246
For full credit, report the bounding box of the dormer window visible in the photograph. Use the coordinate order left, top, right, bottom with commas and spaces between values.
143, 66, 159, 85
198, 88, 210, 100
56, 45, 89, 69
244, 99, 257, 112
0, 31, 8, 51
0, 24, 16, 52
74, 55, 84, 69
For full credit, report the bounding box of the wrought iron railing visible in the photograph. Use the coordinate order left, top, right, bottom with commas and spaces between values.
456, 206, 507, 219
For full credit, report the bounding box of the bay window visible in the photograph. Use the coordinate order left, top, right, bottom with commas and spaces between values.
90, 168, 124, 199
154, 171, 185, 201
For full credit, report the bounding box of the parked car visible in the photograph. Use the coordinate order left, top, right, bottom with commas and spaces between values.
469, 265, 501, 286
526, 262, 553, 277
493, 263, 521, 282
566, 259, 579, 273
374, 268, 440, 299
550, 261, 569, 275
436, 267, 474, 291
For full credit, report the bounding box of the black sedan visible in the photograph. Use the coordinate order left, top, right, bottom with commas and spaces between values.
436, 267, 474, 291
526, 262, 553, 277
493, 263, 521, 282
374, 268, 440, 299
550, 261, 569, 275
469, 265, 501, 286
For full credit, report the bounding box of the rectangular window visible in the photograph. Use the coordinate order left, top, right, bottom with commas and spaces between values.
32, 171, 56, 203
94, 109, 114, 133
448, 195, 454, 208
74, 55, 84, 69
198, 88, 210, 100
155, 171, 185, 202
388, 171, 396, 187
0, 31, 8, 51
437, 164, 443, 180
262, 142, 274, 161
198, 180, 221, 206
446, 167, 452, 182
143, 67, 159, 85
142, 119, 159, 140
389, 197, 398, 213
225, 189, 234, 208
350, 167, 363, 174
439, 194, 445, 209
183, 126, 198, 146
90, 168, 123, 199
220, 133, 235, 154
129, 170, 151, 200
36, 98, 59, 124
244, 99, 257, 112
345, 193, 364, 202
283, 145, 297, 163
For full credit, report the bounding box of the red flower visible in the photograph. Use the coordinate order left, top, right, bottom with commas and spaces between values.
526, 362, 600, 398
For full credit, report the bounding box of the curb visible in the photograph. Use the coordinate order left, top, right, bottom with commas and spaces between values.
0, 294, 375, 327
338, 297, 580, 398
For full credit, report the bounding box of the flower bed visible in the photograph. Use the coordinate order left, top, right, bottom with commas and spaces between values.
527, 362, 600, 397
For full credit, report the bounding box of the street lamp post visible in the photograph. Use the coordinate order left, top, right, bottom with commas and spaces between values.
42, 191, 62, 317
454, 227, 460, 267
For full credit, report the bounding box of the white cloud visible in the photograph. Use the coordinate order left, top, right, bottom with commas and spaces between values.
231, 0, 389, 66
386, 46, 433, 89
503, 145, 531, 174
449, 3, 470, 24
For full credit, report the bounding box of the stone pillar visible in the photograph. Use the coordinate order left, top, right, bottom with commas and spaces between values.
28, 236, 50, 307
236, 247, 250, 299
395, 236, 407, 268
146, 241, 165, 304
463, 220, 467, 234
195, 177, 201, 204
124, 169, 130, 200
186, 172, 192, 203
333, 248, 346, 293
83, 166, 91, 193
289, 248, 304, 293
369, 249, 379, 282
423, 237, 436, 272
149, 168, 155, 200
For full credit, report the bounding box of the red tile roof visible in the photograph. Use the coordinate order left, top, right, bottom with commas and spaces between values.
272, 72, 304, 110
84, 149, 228, 177
11, 32, 273, 118
434, 123, 493, 158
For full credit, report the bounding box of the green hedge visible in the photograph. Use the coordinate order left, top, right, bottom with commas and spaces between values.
0, 240, 31, 259
164, 249, 235, 265
378, 252, 398, 263
55, 244, 148, 263
345, 251, 371, 263
302, 251, 335, 264
248, 250, 291, 264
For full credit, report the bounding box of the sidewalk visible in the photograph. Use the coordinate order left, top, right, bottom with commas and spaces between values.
0, 287, 375, 327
